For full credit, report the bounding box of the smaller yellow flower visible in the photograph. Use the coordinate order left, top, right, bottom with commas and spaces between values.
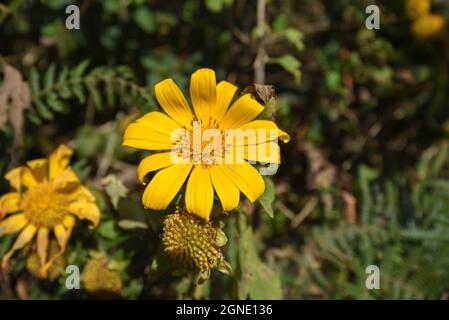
0, 145, 100, 277
406, 0, 431, 20
83, 257, 122, 298
412, 14, 446, 39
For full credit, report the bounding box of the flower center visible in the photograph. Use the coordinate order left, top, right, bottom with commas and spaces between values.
20, 183, 68, 228
174, 120, 231, 168
162, 210, 220, 271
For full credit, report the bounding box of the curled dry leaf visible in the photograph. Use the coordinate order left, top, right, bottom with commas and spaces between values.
242, 84, 276, 105
300, 142, 357, 222
300, 142, 336, 190
0, 63, 31, 147
339, 190, 357, 224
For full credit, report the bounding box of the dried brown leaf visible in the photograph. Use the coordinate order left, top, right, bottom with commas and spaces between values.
0, 63, 31, 147
300, 142, 336, 190
242, 84, 275, 105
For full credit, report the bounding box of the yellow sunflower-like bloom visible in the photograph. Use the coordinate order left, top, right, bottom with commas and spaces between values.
123, 68, 290, 220
0, 144, 100, 277
412, 14, 446, 39
406, 0, 431, 20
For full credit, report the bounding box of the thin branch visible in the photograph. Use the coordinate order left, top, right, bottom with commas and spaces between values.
253, 0, 267, 84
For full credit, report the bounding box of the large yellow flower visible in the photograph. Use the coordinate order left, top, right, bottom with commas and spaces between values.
0, 145, 100, 277
123, 68, 289, 220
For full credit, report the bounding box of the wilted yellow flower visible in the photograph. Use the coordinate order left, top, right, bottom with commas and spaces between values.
83, 257, 122, 298
26, 240, 65, 281
412, 14, 446, 39
162, 209, 227, 272
406, 0, 431, 19
123, 68, 289, 220
0, 145, 100, 277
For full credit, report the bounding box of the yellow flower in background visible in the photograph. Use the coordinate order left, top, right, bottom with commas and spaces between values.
411, 13, 446, 39
123, 68, 289, 220
406, 0, 431, 20
83, 257, 122, 298
0, 145, 100, 277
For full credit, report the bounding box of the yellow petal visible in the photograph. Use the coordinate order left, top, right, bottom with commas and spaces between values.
214, 80, 238, 122
52, 168, 80, 193
238, 120, 290, 144
0, 192, 21, 217
63, 214, 76, 229
36, 227, 50, 266
220, 94, 264, 129
190, 68, 216, 123
210, 166, 240, 212
21, 167, 38, 189
137, 152, 176, 184
123, 122, 175, 150
53, 216, 75, 254
68, 185, 96, 202
155, 78, 193, 128
242, 142, 281, 164
142, 164, 193, 210
49, 144, 73, 179
2, 224, 37, 269
220, 162, 265, 202
186, 166, 214, 220
26, 158, 48, 183
69, 201, 100, 229
40, 216, 75, 277
5, 167, 24, 191
135, 111, 181, 136
0, 213, 28, 237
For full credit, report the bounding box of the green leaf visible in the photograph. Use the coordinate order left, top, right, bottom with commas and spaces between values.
272, 15, 288, 31
29, 67, 40, 93
205, 0, 233, 12
216, 259, 233, 275
58, 65, 69, 85
269, 54, 301, 83
134, 8, 156, 33
248, 262, 282, 299
73, 60, 90, 77
118, 219, 148, 230
59, 85, 72, 99
47, 94, 65, 112
237, 215, 283, 299
44, 63, 56, 89
34, 98, 54, 120
74, 126, 105, 158
284, 28, 304, 51
258, 177, 275, 218
72, 84, 86, 104
86, 81, 103, 109
105, 80, 116, 107
97, 220, 120, 239
215, 229, 228, 247
101, 175, 128, 210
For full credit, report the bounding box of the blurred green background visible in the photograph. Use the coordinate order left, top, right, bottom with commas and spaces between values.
1, 0, 449, 299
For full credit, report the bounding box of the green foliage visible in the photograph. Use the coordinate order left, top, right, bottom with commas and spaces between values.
102, 175, 129, 210
1, 0, 449, 300
258, 177, 275, 218
236, 214, 282, 300
29, 61, 154, 124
